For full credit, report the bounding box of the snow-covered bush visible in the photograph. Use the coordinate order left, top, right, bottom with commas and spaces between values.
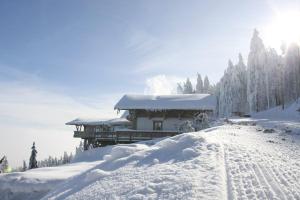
0, 156, 9, 173
193, 113, 210, 131
178, 120, 195, 133
178, 114, 211, 133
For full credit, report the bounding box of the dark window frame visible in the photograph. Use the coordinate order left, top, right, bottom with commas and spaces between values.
153, 120, 163, 131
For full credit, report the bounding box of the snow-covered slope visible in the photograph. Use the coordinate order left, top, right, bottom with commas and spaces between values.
0, 102, 299, 200
252, 100, 300, 121
43, 133, 226, 200
229, 100, 300, 133
0, 161, 102, 200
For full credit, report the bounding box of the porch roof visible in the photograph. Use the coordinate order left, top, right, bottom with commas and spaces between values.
66, 118, 131, 126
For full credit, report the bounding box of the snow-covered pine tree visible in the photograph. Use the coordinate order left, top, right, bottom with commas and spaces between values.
29, 142, 38, 169
183, 78, 193, 94
247, 29, 268, 112
216, 54, 248, 116
217, 60, 234, 116
177, 83, 184, 94
22, 160, 27, 172
0, 156, 9, 173
195, 73, 203, 93
203, 76, 210, 93
216, 29, 300, 116
264, 48, 282, 108
69, 153, 73, 163
76, 140, 84, 156
234, 54, 248, 114
284, 43, 300, 104
214, 82, 221, 116
63, 152, 68, 164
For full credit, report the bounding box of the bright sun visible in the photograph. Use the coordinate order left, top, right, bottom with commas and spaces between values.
262, 11, 300, 50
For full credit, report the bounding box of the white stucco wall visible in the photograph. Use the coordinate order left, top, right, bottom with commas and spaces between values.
136, 117, 193, 131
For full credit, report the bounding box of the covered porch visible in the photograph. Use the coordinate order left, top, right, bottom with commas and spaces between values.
74, 129, 179, 144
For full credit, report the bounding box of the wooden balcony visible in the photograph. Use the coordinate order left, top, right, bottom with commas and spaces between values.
74, 130, 179, 143
73, 131, 95, 138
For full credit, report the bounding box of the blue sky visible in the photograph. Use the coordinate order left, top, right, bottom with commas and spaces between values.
0, 0, 299, 167
0, 0, 272, 93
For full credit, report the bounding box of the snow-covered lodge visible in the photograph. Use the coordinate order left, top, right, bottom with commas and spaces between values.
66, 94, 216, 149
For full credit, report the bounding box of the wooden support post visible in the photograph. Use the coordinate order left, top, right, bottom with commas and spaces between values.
83, 139, 88, 151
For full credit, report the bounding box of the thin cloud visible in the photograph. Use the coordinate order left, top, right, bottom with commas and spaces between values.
144, 74, 186, 95
0, 67, 120, 167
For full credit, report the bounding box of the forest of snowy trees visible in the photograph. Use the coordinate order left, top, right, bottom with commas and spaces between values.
177, 29, 300, 117
216, 29, 300, 116
177, 74, 215, 94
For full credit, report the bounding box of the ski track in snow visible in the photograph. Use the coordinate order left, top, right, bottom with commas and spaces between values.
220, 125, 300, 200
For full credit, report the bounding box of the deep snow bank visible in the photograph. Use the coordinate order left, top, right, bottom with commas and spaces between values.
0, 161, 102, 200
0, 134, 225, 200
231, 100, 300, 134
43, 133, 226, 200
252, 100, 300, 121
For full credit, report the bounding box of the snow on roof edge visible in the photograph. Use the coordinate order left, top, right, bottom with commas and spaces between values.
114, 94, 216, 111
66, 118, 131, 126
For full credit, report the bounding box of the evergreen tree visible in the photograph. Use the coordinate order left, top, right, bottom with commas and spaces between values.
183, 78, 193, 94
22, 160, 27, 172
216, 28, 300, 116
203, 76, 210, 93
217, 55, 248, 116
176, 83, 184, 94
29, 142, 38, 169
69, 153, 73, 163
284, 43, 300, 104
0, 156, 9, 173
247, 29, 267, 112
195, 73, 203, 93
76, 140, 84, 156
63, 152, 69, 164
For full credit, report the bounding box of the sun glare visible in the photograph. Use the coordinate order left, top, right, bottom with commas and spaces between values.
262, 11, 300, 51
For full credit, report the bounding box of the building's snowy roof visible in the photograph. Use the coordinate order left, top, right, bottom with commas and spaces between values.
66, 118, 131, 126
114, 94, 216, 111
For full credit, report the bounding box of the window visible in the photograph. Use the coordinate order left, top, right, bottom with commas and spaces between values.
153, 121, 163, 131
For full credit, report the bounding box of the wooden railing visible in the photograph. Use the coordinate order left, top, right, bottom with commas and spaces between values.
74, 130, 179, 142
74, 131, 113, 138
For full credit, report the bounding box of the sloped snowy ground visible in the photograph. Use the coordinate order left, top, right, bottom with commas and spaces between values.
43, 123, 300, 200
43, 133, 226, 200
0, 102, 299, 200
0, 161, 103, 200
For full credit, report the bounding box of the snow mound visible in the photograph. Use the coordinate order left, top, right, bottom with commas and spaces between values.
84, 169, 110, 182
103, 145, 145, 161
230, 100, 300, 134
252, 100, 300, 121
182, 148, 198, 159
42, 132, 225, 200
152, 158, 159, 164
